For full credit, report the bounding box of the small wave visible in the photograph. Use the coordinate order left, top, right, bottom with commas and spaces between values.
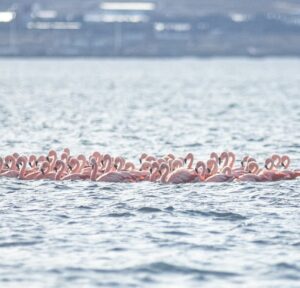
185, 209, 247, 220
76, 205, 93, 210
107, 212, 135, 217
138, 207, 162, 213
134, 262, 239, 278
162, 231, 191, 236
273, 262, 300, 272
252, 239, 270, 245
165, 206, 175, 211
0, 241, 42, 248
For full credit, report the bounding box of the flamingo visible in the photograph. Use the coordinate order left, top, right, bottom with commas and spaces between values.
1, 155, 19, 178
205, 159, 219, 179
258, 158, 284, 181
210, 152, 219, 165
238, 162, 263, 182
205, 166, 234, 182
54, 160, 67, 181
219, 151, 229, 169
184, 153, 194, 170
158, 162, 202, 184
150, 161, 161, 182
279, 155, 297, 180
47, 150, 58, 171
62, 158, 88, 180
17, 156, 37, 180
90, 157, 134, 182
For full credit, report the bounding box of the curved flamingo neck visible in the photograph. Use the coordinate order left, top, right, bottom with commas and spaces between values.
72, 159, 80, 174
222, 167, 232, 177
115, 157, 125, 171
77, 155, 87, 170
90, 162, 98, 181
220, 152, 229, 169
55, 161, 65, 180
185, 153, 194, 169
210, 152, 219, 163
18, 158, 27, 179
195, 161, 206, 179
6, 156, 16, 170
48, 151, 57, 170
248, 162, 259, 174
150, 167, 160, 182
125, 162, 135, 171
103, 155, 112, 173
160, 165, 170, 183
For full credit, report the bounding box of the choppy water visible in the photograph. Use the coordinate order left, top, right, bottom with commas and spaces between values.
0, 59, 300, 287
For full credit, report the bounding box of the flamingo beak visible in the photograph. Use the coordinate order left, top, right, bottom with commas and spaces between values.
5, 163, 9, 169
54, 167, 58, 172
16, 163, 20, 170
195, 167, 198, 173
28, 162, 32, 167
41, 169, 45, 175
150, 168, 153, 174
281, 163, 285, 167
158, 170, 162, 175
68, 165, 72, 171
101, 160, 104, 165
184, 158, 187, 164
46, 156, 50, 162
207, 168, 211, 174
218, 157, 221, 165
241, 161, 244, 167
114, 164, 118, 169
35, 160, 39, 166
265, 165, 268, 169
139, 158, 142, 164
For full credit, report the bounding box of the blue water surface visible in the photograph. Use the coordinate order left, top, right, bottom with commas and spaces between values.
0, 58, 300, 287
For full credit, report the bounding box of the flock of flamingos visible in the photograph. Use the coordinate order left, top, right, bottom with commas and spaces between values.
0, 149, 299, 183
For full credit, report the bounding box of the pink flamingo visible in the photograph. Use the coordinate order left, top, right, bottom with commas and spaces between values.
63, 148, 70, 156
229, 153, 247, 177
36, 161, 57, 180
219, 152, 229, 169
139, 153, 148, 163
279, 155, 297, 180
28, 155, 37, 169
205, 166, 234, 182
1, 155, 19, 178
258, 158, 284, 181
12, 153, 19, 159
47, 150, 58, 171
158, 161, 204, 184
238, 162, 263, 182
205, 159, 219, 179
17, 156, 38, 180
210, 152, 219, 165
90, 158, 134, 183
271, 154, 281, 169
36, 155, 46, 168
62, 158, 88, 181
129, 161, 152, 181
150, 162, 161, 182
184, 153, 194, 170
54, 160, 67, 180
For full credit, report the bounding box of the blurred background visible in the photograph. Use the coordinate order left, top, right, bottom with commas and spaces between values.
0, 0, 300, 57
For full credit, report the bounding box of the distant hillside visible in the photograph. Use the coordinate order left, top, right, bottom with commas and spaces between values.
1, 0, 300, 16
